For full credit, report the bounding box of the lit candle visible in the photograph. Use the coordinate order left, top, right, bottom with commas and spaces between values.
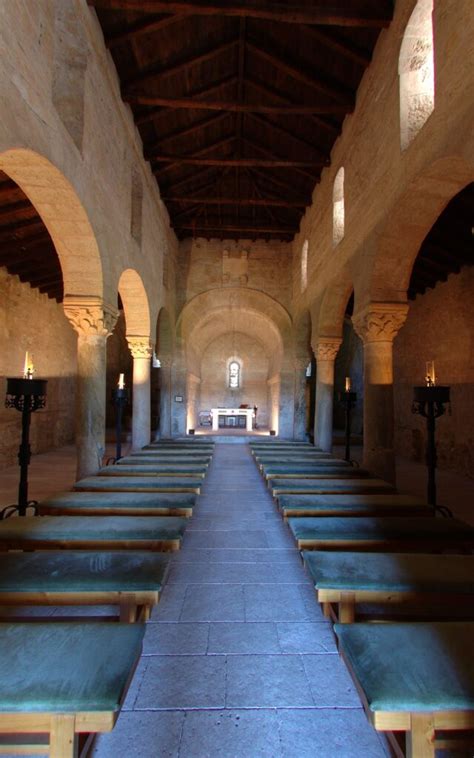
345, 376, 351, 392
23, 352, 34, 379
425, 361, 436, 387
118, 373, 125, 389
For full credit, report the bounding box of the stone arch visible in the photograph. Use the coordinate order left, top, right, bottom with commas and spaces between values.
0, 148, 103, 298
118, 268, 151, 339
316, 274, 354, 341
399, 0, 434, 152
367, 155, 474, 303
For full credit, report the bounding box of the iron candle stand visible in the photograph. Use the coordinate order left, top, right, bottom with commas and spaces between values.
111, 386, 130, 462
2, 376, 47, 519
412, 385, 450, 511
338, 390, 357, 462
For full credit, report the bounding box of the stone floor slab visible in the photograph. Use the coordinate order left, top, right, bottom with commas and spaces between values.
179, 709, 282, 758
226, 654, 314, 707
91, 710, 185, 757
143, 622, 210, 655
208, 622, 281, 654
180, 584, 246, 621
136, 655, 226, 709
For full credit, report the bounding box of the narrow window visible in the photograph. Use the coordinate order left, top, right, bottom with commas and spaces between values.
228, 360, 240, 389
333, 167, 345, 246
301, 240, 308, 293
399, 0, 434, 151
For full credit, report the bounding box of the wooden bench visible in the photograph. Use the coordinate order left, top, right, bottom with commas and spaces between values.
303, 551, 474, 622
74, 476, 202, 494
118, 453, 212, 463
254, 453, 341, 464
0, 550, 170, 622
98, 463, 207, 478
0, 515, 187, 552
269, 478, 395, 497
38, 491, 196, 518
262, 464, 369, 480
278, 493, 429, 519
0, 621, 145, 757
335, 621, 474, 758
289, 516, 474, 552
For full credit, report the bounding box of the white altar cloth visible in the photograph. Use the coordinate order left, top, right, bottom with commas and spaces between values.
211, 408, 254, 431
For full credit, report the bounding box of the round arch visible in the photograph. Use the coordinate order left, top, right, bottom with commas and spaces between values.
316, 271, 354, 340
118, 268, 151, 339
368, 155, 474, 302
0, 148, 103, 298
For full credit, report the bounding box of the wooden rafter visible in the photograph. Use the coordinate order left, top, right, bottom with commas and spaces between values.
147, 113, 230, 153
135, 76, 238, 125
0, 200, 34, 219
246, 112, 328, 162
163, 196, 307, 208
175, 222, 295, 234
154, 155, 325, 169
302, 25, 371, 68
107, 13, 182, 47
0, 217, 44, 237
242, 136, 322, 181
126, 94, 348, 115
123, 38, 238, 91
152, 135, 237, 174
90, 2, 393, 28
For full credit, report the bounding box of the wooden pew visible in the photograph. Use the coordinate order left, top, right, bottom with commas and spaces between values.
0, 550, 170, 623
98, 464, 207, 478
288, 516, 474, 552
0, 515, 187, 552
335, 621, 474, 758
278, 493, 429, 519
262, 464, 369, 480
269, 478, 395, 497
74, 476, 202, 494
38, 491, 196, 518
303, 551, 474, 622
0, 621, 145, 757
118, 453, 211, 463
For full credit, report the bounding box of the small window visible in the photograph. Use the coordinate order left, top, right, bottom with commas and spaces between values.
333, 167, 345, 246
399, 0, 434, 151
228, 360, 240, 389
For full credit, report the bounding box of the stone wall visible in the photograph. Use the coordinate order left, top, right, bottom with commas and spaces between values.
199, 332, 270, 428
394, 268, 474, 477
0, 269, 77, 468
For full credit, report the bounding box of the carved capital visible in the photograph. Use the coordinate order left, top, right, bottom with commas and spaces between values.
127, 336, 154, 359
63, 297, 118, 338
352, 303, 409, 344
314, 338, 342, 362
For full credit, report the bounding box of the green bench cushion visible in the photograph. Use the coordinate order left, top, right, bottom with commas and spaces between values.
119, 454, 211, 463
0, 551, 170, 592
279, 493, 428, 515
289, 516, 473, 543
144, 444, 214, 451
74, 476, 201, 492
40, 491, 196, 512
335, 622, 474, 712
98, 464, 206, 476
0, 622, 145, 712
263, 465, 368, 478
271, 479, 394, 494
256, 456, 344, 464
304, 551, 474, 593
0, 515, 186, 543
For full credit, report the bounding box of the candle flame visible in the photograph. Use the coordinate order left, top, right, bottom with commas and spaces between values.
345, 376, 351, 392
118, 373, 125, 389
425, 361, 436, 387
23, 352, 34, 379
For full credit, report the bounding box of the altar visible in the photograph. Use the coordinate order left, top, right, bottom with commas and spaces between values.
211, 407, 254, 431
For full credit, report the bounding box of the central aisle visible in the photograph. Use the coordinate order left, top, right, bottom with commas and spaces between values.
93, 444, 388, 757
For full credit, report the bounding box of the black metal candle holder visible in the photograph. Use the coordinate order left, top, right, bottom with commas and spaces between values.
2, 377, 48, 519
412, 385, 451, 513
109, 387, 130, 463
338, 390, 357, 463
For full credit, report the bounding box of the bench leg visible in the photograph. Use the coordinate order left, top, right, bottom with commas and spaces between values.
322, 602, 332, 618
406, 713, 435, 758
137, 604, 151, 622
339, 593, 356, 624
50, 714, 77, 758
120, 602, 138, 623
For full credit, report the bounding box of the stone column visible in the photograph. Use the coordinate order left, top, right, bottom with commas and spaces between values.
293, 358, 310, 441
313, 338, 342, 452
157, 357, 172, 440
64, 297, 118, 480
353, 303, 408, 483
127, 337, 153, 451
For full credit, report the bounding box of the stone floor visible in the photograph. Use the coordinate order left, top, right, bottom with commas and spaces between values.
0, 443, 473, 755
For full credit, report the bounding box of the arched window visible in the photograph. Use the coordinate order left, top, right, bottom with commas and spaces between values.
228, 360, 240, 389
399, 0, 434, 151
333, 167, 345, 246
301, 239, 308, 292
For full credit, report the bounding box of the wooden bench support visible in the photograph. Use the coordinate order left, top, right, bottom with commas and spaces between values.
406, 713, 435, 758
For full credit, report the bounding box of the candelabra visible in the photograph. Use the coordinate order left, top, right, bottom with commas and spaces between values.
110, 385, 130, 462
2, 376, 47, 519
412, 384, 450, 511
338, 388, 357, 462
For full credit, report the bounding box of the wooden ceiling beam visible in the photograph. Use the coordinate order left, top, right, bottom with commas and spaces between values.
246, 112, 328, 162
123, 38, 238, 91
163, 196, 307, 208
154, 155, 325, 168
0, 231, 52, 251
0, 217, 44, 237
152, 135, 237, 175
159, 166, 217, 194
302, 25, 371, 67
135, 75, 238, 125
90, 2, 393, 28
0, 181, 19, 199
0, 200, 34, 219
127, 94, 348, 115
107, 13, 182, 47
247, 41, 353, 106
147, 113, 230, 153
242, 136, 321, 181
249, 166, 312, 197
175, 222, 295, 234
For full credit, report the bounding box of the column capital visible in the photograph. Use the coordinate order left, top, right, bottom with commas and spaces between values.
127, 336, 154, 359
63, 296, 118, 338
313, 337, 342, 362
352, 302, 409, 344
